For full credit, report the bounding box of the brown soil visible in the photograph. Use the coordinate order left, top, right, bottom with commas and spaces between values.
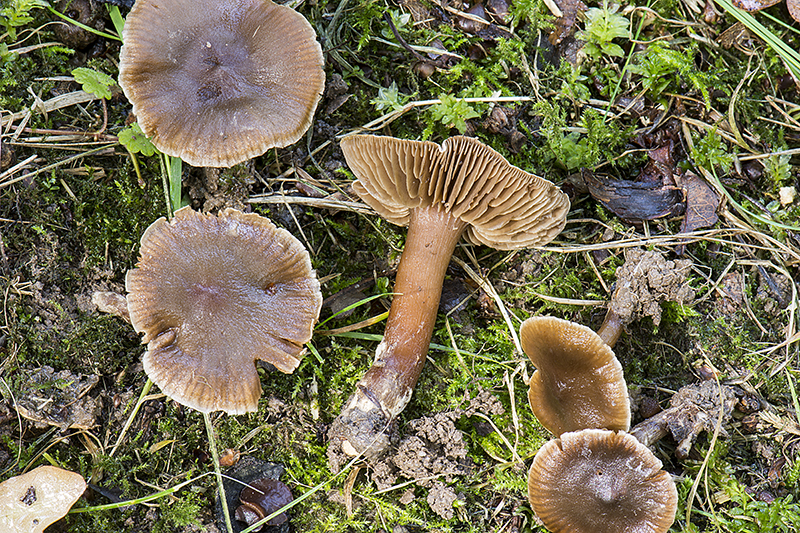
610, 247, 695, 327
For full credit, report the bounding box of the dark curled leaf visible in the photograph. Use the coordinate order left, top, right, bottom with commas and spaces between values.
485, 0, 510, 24
638, 143, 675, 185
550, 0, 587, 45
455, 3, 489, 34
583, 169, 685, 222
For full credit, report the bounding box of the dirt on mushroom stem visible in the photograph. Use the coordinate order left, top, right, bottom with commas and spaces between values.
328, 205, 467, 465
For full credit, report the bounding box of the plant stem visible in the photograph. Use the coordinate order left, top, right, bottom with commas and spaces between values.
204, 412, 233, 533
597, 308, 624, 348
166, 154, 182, 212
109, 378, 153, 458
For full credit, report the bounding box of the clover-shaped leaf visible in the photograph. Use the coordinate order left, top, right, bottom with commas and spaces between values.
72, 67, 116, 100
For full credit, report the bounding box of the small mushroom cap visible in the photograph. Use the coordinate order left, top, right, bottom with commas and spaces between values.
522, 316, 630, 435
340, 135, 569, 250
528, 429, 677, 533
126, 207, 322, 415
119, 0, 324, 167
0, 465, 86, 533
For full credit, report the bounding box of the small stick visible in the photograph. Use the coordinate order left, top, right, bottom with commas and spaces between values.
383, 12, 427, 63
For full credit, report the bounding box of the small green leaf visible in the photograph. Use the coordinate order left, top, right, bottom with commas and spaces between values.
430, 94, 480, 134
118, 123, 158, 157
106, 4, 124, 38
371, 81, 410, 113
602, 42, 625, 58
576, 0, 630, 60
1, 0, 48, 41
72, 67, 115, 100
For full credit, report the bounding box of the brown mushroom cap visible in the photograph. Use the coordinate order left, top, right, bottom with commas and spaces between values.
522, 316, 630, 435
342, 135, 570, 250
118, 0, 325, 167
528, 429, 677, 533
0, 465, 86, 533
126, 207, 322, 414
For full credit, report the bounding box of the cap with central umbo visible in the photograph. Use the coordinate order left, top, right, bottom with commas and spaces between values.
521, 316, 630, 436
118, 0, 325, 167
126, 207, 322, 415
528, 429, 677, 533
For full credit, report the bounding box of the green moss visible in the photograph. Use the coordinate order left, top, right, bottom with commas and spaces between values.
152, 491, 204, 532
12, 311, 139, 373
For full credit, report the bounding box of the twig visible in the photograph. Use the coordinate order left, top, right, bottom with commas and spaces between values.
346, 96, 534, 133
1, 90, 98, 126
383, 12, 427, 63
0, 154, 37, 183
452, 256, 523, 357
0, 144, 115, 189
248, 194, 374, 215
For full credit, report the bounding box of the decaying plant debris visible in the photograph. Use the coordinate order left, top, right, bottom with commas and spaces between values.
0, 0, 798, 532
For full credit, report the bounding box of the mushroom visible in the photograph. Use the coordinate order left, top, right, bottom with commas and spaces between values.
234, 477, 293, 530
328, 135, 569, 460
126, 206, 322, 414
118, 0, 325, 167
521, 316, 630, 436
0, 465, 86, 533
528, 429, 677, 533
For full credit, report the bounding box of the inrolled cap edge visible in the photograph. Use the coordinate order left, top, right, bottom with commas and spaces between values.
522, 316, 630, 435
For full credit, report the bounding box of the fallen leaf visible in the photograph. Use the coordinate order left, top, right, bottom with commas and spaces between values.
731, 0, 799, 22
638, 143, 675, 185
717, 22, 752, 50
730, 0, 782, 10
456, 2, 490, 34
583, 169, 685, 222
14, 366, 100, 430
549, 0, 586, 45
789, 0, 800, 22
0, 466, 86, 533
219, 448, 241, 467
678, 170, 721, 233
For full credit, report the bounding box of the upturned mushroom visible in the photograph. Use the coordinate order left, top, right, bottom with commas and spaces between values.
126, 206, 322, 414
521, 316, 630, 436
0, 465, 86, 533
528, 429, 677, 533
328, 135, 569, 460
118, 0, 325, 167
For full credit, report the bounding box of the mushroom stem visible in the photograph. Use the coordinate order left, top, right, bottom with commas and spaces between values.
329, 205, 467, 459
596, 308, 624, 348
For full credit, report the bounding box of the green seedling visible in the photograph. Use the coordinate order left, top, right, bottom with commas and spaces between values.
72, 67, 115, 100
577, 0, 631, 59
